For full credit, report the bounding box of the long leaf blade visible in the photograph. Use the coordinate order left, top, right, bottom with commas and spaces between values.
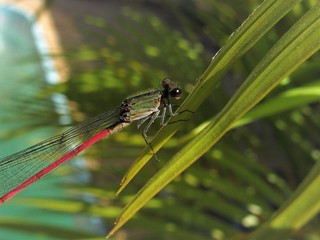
107, 2, 320, 238
116, 0, 304, 196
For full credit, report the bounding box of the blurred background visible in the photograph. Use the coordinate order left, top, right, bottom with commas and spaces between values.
0, 0, 319, 239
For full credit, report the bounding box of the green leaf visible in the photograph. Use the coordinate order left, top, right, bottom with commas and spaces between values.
107, 0, 320, 237
115, 0, 304, 196
248, 161, 320, 240
235, 80, 320, 127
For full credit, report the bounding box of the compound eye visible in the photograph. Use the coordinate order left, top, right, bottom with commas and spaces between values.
170, 88, 182, 99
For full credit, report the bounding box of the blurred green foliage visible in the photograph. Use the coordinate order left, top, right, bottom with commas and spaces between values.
2, 0, 320, 239
54, 0, 320, 239
56, 1, 320, 239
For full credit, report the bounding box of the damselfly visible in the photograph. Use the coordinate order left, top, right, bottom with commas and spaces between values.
0, 78, 182, 204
